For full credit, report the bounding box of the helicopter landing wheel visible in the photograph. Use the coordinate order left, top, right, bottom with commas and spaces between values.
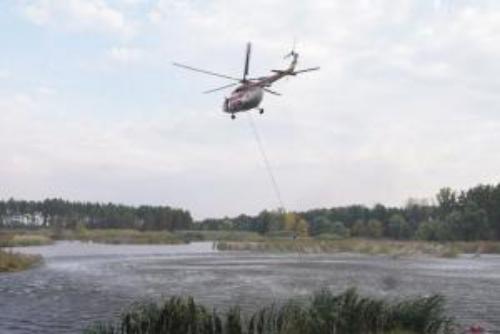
231, 114, 236, 120
259, 108, 264, 114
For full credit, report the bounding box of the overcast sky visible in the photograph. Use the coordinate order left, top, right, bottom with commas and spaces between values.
1, 0, 499, 219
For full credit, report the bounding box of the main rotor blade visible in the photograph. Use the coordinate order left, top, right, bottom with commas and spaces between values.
203, 82, 238, 94
243, 42, 251, 81
264, 88, 281, 96
293, 67, 320, 74
173, 62, 241, 81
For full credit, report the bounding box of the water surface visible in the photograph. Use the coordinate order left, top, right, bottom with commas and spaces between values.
1, 241, 499, 333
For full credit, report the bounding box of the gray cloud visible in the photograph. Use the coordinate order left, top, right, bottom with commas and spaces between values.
3, 0, 500, 218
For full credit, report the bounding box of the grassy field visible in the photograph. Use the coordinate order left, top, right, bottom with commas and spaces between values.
0, 248, 42, 272
84, 288, 453, 334
216, 238, 500, 258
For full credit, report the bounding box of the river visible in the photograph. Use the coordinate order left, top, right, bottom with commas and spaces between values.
1, 241, 499, 333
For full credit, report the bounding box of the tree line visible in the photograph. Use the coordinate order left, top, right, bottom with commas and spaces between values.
196, 183, 500, 241
0, 199, 193, 231
2, 183, 500, 241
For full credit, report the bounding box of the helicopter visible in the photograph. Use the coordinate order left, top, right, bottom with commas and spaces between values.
173, 42, 320, 119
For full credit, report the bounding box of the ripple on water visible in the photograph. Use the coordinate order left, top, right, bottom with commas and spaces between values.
1, 242, 500, 333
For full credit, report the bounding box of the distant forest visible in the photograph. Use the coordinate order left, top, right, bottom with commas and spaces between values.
199, 184, 500, 241
0, 200, 193, 231
1, 183, 500, 241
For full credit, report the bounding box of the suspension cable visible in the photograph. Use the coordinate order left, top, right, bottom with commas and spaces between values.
246, 113, 285, 211
247, 113, 305, 261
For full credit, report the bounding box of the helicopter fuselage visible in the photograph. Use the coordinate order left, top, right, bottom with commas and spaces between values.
222, 54, 298, 115
173, 44, 318, 119
223, 85, 263, 114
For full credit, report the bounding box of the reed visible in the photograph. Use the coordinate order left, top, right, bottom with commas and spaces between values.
59, 229, 184, 245
0, 230, 53, 247
175, 230, 265, 242
0, 248, 42, 272
0, 234, 52, 247
84, 288, 454, 334
217, 239, 500, 258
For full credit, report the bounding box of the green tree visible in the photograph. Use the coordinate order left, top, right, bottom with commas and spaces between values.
256, 210, 273, 234
450, 202, 491, 241
366, 219, 383, 238
351, 219, 366, 237
387, 214, 411, 240
311, 216, 332, 236
330, 221, 350, 238
436, 188, 457, 217
415, 219, 444, 241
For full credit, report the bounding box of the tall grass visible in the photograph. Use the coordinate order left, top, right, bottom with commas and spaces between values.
0, 230, 53, 247
174, 231, 264, 243
0, 234, 52, 247
58, 229, 184, 245
217, 239, 500, 257
454, 241, 500, 254
84, 289, 454, 334
0, 248, 42, 272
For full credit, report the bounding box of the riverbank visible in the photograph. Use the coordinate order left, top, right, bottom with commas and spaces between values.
0, 249, 42, 272
0, 233, 52, 247
174, 230, 265, 242
84, 288, 453, 334
1, 229, 267, 246
0, 229, 185, 245
216, 239, 500, 258
58, 229, 184, 245
4, 228, 500, 258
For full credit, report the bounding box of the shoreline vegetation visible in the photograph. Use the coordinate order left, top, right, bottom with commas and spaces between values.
2, 229, 500, 258
0, 229, 266, 247
0, 229, 185, 246
58, 228, 184, 245
0, 233, 52, 247
0, 249, 42, 272
2, 183, 500, 253
84, 288, 454, 334
215, 239, 500, 258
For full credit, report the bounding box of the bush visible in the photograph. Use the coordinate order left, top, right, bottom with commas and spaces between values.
0, 249, 42, 272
